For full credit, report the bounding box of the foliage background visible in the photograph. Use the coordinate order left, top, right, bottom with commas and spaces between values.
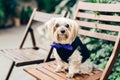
0, 0, 19, 28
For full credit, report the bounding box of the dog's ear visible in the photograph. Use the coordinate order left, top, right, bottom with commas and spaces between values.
68, 20, 79, 43
72, 20, 79, 36
44, 18, 56, 41
45, 18, 56, 31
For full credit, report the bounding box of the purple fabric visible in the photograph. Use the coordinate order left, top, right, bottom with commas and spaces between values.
51, 43, 73, 50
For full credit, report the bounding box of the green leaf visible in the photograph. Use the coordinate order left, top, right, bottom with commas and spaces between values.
116, 77, 120, 80
116, 67, 120, 72
98, 61, 107, 69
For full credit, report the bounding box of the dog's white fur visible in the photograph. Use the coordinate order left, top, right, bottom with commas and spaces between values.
44, 17, 94, 78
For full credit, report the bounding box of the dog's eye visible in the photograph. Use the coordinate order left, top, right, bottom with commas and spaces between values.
65, 24, 69, 28
55, 23, 59, 28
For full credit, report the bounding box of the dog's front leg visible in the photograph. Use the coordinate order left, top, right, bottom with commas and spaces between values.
66, 64, 75, 78
66, 50, 82, 78
66, 61, 80, 78
56, 59, 64, 72
54, 49, 64, 72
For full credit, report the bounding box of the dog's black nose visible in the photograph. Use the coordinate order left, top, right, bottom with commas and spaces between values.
61, 30, 65, 34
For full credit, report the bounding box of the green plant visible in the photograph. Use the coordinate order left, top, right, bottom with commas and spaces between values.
54, 0, 77, 18
35, 0, 44, 10
0, 0, 5, 27
36, 0, 61, 13
2, 0, 19, 18
20, 6, 32, 24
0, 0, 19, 28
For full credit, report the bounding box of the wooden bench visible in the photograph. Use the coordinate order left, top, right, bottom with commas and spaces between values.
0, 54, 15, 80
0, 8, 66, 67
24, 1, 120, 80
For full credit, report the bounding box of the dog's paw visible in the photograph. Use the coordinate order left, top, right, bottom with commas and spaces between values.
55, 67, 62, 72
66, 73, 74, 78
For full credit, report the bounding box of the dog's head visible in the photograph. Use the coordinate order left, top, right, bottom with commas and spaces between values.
45, 17, 79, 44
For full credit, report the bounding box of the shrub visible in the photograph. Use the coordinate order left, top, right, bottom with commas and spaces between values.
36, 0, 61, 13
20, 6, 33, 24
0, 0, 5, 27
0, 0, 19, 28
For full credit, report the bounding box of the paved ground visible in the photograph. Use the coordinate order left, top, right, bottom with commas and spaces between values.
0, 23, 49, 49
0, 23, 50, 80
0, 26, 28, 49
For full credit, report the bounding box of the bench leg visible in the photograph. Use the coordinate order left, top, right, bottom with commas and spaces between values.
6, 61, 15, 80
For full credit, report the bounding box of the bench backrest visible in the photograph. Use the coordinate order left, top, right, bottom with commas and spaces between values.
19, 8, 66, 49
74, 2, 120, 80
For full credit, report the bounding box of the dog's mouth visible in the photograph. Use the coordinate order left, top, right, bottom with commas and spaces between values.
57, 34, 68, 41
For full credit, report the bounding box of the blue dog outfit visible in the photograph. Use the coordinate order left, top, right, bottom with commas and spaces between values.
51, 36, 90, 63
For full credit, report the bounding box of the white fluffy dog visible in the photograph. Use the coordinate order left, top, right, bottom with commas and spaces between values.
44, 17, 95, 78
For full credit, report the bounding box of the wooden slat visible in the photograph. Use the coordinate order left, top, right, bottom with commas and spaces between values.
9, 48, 47, 60
33, 11, 61, 22
8, 49, 31, 60
79, 29, 117, 42
40, 62, 66, 74
15, 49, 47, 60
76, 20, 120, 32
42, 64, 67, 79
46, 62, 81, 80
5, 49, 37, 61
14, 50, 39, 60
78, 2, 120, 12
24, 67, 55, 80
77, 12, 120, 22
36, 67, 65, 80
1, 50, 24, 61
0, 51, 20, 62
86, 72, 102, 80
18, 48, 47, 60
24, 61, 102, 80
41, 63, 78, 80
0, 48, 48, 66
